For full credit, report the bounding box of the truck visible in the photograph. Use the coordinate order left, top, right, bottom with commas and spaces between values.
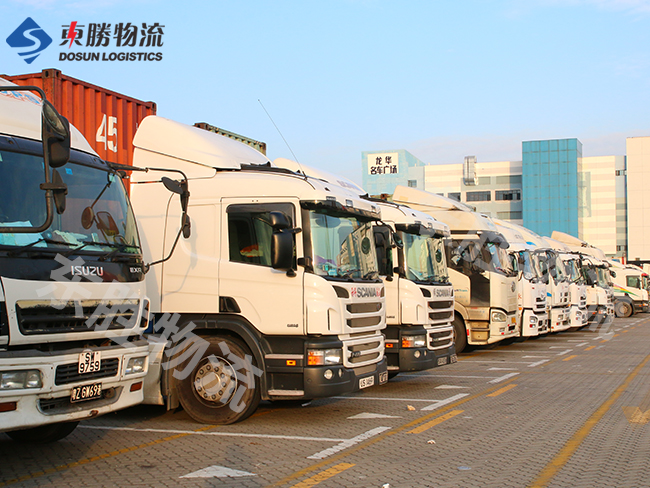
543, 238, 588, 330
391, 186, 518, 353
605, 260, 649, 317
505, 226, 571, 332
369, 199, 456, 376
551, 231, 615, 325
130, 117, 388, 424
269, 159, 456, 377
0, 80, 150, 441
492, 219, 548, 337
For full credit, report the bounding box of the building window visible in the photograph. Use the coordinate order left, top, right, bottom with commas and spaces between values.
477, 177, 492, 186
495, 189, 521, 201
408, 180, 417, 188
448, 192, 460, 201
466, 191, 491, 202
615, 170, 626, 176
496, 211, 523, 220
496, 175, 522, 184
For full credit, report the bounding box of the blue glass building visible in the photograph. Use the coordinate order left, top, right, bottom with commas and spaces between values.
522, 139, 582, 237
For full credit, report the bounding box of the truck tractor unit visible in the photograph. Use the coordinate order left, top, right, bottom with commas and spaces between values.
391, 186, 518, 353
492, 219, 547, 337
0, 80, 150, 441
131, 117, 388, 424
369, 199, 456, 376
606, 260, 649, 317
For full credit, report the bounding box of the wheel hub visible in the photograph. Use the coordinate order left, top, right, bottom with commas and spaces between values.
193, 355, 237, 405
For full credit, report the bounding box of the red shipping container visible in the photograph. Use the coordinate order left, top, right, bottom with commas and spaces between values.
3, 68, 156, 167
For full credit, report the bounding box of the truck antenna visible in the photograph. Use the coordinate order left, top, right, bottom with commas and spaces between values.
258, 99, 307, 178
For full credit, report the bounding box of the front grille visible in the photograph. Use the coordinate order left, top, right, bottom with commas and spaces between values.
429, 300, 453, 310
428, 327, 453, 350
428, 300, 453, 325
347, 316, 382, 328
429, 311, 453, 321
55, 358, 120, 385
16, 300, 139, 335
342, 335, 384, 368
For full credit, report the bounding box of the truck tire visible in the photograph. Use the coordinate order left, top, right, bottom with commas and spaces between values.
177, 335, 261, 425
6, 421, 79, 443
615, 300, 633, 318
452, 316, 467, 353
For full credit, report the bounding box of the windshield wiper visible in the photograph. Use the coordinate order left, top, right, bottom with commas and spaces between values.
7, 238, 81, 257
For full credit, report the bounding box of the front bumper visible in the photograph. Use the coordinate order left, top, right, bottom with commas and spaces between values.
0, 341, 149, 433
550, 307, 571, 332
303, 357, 388, 398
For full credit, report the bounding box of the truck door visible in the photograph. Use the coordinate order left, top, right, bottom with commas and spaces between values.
220, 199, 304, 335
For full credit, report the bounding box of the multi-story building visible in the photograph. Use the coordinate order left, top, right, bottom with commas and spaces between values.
362, 136, 645, 260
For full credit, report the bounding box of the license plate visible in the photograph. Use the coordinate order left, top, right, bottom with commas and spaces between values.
359, 376, 375, 389
71, 382, 102, 403
78, 350, 101, 374
437, 356, 448, 366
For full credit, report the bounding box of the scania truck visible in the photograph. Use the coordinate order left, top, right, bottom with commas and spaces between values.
0, 80, 150, 441
270, 160, 456, 377
492, 219, 547, 337
391, 186, 518, 353
130, 117, 388, 424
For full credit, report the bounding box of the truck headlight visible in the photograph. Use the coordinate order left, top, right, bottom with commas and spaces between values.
307, 348, 342, 366
125, 356, 147, 375
402, 335, 427, 348
0, 370, 42, 390
491, 310, 507, 322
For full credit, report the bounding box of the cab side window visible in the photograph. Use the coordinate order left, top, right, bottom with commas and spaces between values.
227, 203, 294, 267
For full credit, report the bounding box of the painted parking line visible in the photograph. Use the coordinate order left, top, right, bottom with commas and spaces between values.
528, 360, 551, 368
307, 427, 391, 460
488, 367, 519, 371
489, 372, 520, 384
585, 345, 596, 351
562, 355, 578, 362
421, 393, 470, 411
79, 425, 345, 443
407, 410, 464, 434
555, 349, 573, 356
290, 463, 356, 488
487, 384, 518, 397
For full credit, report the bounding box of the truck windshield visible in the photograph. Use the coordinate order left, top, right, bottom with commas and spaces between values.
596, 267, 610, 288
485, 242, 514, 276
563, 258, 583, 284
517, 250, 536, 281
0, 149, 139, 254
402, 233, 448, 283
309, 210, 378, 280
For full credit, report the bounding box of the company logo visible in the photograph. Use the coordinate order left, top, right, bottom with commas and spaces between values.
6, 17, 53, 64
350, 286, 381, 298
58, 21, 164, 62
434, 287, 453, 298
71, 265, 104, 277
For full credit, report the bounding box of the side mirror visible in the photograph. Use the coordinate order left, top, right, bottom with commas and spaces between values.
51, 168, 67, 214
161, 176, 191, 238
610, 270, 617, 278
392, 233, 403, 249
42, 100, 70, 168
270, 211, 291, 230
271, 231, 294, 271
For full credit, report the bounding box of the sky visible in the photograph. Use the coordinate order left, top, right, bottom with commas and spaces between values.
2, 0, 649, 185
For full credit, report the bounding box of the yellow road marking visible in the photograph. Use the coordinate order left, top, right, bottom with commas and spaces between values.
0, 424, 217, 487
487, 384, 518, 397
290, 463, 355, 488
585, 346, 596, 351
408, 410, 464, 434
563, 355, 577, 362
529, 350, 650, 488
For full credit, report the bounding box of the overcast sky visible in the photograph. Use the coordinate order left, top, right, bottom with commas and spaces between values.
2, 0, 649, 184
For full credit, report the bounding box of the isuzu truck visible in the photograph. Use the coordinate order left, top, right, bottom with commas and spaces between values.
391, 186, 518, 353
130, 117, 388, 424
0, 80, 150, 441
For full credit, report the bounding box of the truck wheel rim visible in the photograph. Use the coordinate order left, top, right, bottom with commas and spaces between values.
193, 355, 237, 406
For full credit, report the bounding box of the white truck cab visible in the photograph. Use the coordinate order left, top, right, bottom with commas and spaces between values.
131, 117, 388, 424
391, 186, 518, 353
492, 219, 548, 337
0, 80, 149, 442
